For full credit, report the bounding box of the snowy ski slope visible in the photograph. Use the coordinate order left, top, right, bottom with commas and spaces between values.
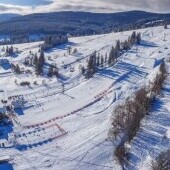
0, 26, 170, 170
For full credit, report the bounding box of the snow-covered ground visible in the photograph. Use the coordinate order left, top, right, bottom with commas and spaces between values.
0, 26, 170, 170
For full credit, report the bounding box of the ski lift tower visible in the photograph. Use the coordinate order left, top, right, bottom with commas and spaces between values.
62, 83, 65, 94
164, 34, 166, 41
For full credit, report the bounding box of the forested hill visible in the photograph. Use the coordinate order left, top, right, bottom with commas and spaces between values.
0, 11, 170, 36
0, 13, 21, 22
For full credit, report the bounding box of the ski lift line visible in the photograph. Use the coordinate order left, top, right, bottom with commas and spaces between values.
17, 32, 141, 99
22, 65, 149, 130
7, 31, 143, 98
8, 72, 82, 100
9, 38, 122, 100
61, 34, 122, 68
76, 34, 109, 46
0, 34, 111, 82
9, 75, 83, 105
63, 44, 111, 68
23, 71, 132, 129
64, 30, 146, 68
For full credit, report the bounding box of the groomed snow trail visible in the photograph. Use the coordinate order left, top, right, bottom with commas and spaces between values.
0, 26, 170, 170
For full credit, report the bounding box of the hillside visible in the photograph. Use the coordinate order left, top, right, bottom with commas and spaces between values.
0, 11, 170, 36
0, 25, 170, 170
0, 13, 21, 22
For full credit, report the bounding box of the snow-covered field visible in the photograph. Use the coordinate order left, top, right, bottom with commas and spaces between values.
0, 26, 170, 170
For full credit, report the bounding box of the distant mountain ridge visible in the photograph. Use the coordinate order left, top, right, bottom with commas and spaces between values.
0, 13, 21, 22
0, 11, 170, 36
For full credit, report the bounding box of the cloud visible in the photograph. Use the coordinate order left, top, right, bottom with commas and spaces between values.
0, 3, 28, 13
0, 0, 169, 14
104, 0, 170, 12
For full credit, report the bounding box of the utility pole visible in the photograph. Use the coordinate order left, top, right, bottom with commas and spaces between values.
164, 34, 166, 41
62, 83, 65, 94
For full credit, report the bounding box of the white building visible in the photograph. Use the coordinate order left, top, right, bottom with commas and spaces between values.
0, 90, 25, 111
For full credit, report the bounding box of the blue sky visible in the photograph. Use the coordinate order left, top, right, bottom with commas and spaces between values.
0, 0, 52, 6
0, 0, 169, 14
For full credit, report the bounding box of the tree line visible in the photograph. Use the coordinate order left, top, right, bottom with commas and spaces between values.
151, 149, 170, 170
84, 31, 141, 78
12, 48, 59, 78
108, 62, 167, 168
43, 35, 68, 51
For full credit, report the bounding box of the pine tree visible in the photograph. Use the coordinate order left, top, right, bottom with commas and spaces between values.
2, 46, 5, 51
87, 55, 94, 71
92, 51, 97, 70
116, 40, 121, 51
35, 60, 41, 76
39, 50, 45, 66
10, 46, 14, 54
136, 33, 141, 45
81, 66, 85, 75
34, 55, 42, 76
48, 65, 54, 77
123, 40, 129, 51
164, 21, 168, 29
68, 46, 72, 55
114, 48, 119, 61
53, 66, 59, 77
6, 46, 9, 54
131, 31, 136, 44
101, 55, 104, 68
33, 55, 39, 66
73, 48, 77, 54
96, 55, 100, 67
108, 47, 113, 66
35, 50, 45, 75
108, 46, 117, 66
14, 64, 21, 74
87, 52, 96, 72
86, 52, 97, 78
128, 36, 132, 47
113, 47, 116, 63
105, 53, 108, 64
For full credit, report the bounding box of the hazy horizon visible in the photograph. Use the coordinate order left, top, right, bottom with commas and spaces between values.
0, 0, 169, 15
